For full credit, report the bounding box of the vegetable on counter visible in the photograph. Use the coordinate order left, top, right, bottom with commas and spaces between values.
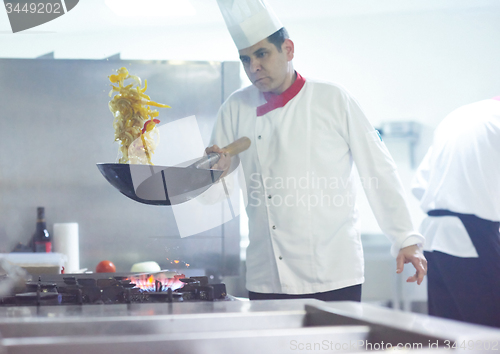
95, 260, 116, 273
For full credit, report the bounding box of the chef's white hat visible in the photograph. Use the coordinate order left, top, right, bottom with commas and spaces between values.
217, 0, 283, 50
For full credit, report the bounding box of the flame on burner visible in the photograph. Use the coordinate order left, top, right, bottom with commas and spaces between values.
127, 274, 186, 292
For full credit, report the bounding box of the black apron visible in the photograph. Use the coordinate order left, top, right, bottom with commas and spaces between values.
425, 209, 500, 327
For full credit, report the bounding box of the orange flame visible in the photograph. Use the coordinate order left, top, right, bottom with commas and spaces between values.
166, 258, 190, 268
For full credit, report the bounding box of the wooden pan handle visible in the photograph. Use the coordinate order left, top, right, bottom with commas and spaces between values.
222, 137, 251, 157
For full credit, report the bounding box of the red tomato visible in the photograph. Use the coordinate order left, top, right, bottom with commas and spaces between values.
96, 260, 116, 273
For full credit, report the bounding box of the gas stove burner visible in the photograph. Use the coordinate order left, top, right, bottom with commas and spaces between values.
0, 274, 229, 306
15, 291, 62, 306
141, 288, 184, 303
25, 282, 58, 293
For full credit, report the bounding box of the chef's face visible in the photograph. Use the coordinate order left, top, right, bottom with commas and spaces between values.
239, 38, 294, 94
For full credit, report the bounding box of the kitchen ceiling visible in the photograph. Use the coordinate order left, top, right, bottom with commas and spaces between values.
2, 0, 499, 34
0, 0, 498, 60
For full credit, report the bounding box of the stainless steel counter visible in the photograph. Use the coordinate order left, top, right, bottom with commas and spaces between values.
1, 300, 499, 353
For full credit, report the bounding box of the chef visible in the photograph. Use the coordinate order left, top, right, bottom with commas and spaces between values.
412, 97, 500, 327
207, 0, 427, 301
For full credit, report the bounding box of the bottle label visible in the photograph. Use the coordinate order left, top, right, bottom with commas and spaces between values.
35, 242, 52, 253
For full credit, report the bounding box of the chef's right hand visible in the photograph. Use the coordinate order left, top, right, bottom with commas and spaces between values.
205, 145, 231, 178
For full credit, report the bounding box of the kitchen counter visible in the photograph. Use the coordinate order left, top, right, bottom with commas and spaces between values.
1, 300, 499, 353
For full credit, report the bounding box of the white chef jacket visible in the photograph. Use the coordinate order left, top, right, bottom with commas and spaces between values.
412, 98, 500, 258
211, 73, 423, 294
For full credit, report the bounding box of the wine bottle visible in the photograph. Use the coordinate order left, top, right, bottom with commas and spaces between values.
32, 207, 52, 253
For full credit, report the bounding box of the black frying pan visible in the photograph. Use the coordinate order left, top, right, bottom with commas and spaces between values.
97, 137, 250, 206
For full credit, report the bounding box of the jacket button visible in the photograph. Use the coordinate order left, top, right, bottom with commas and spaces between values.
279, 256, 283, 260
272, 225, 276, 230
258, 135, 262, 139
268, 195, 272, 199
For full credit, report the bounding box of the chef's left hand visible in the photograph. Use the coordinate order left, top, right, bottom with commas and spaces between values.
396, 244, 427, 285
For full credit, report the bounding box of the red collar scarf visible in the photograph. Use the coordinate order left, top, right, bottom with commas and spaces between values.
493, 96, 500, 101
256, 72, 306, 117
